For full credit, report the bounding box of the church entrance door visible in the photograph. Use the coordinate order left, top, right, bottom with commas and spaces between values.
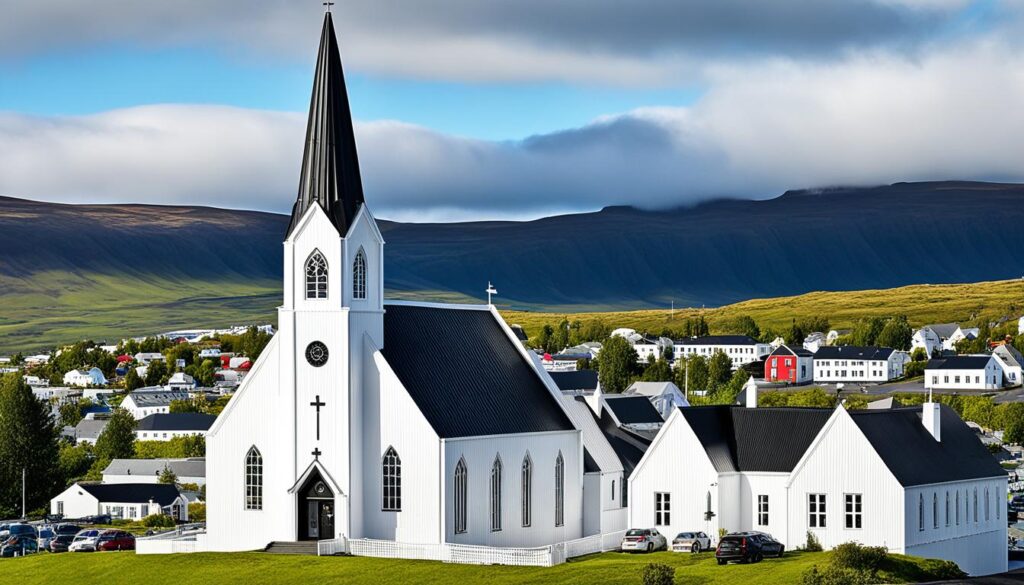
297, 469, 335, 541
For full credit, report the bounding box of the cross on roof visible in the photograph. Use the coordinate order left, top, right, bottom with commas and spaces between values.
312, 447, 322, 460
323, 1, 334, 11
310, 395, 326, 441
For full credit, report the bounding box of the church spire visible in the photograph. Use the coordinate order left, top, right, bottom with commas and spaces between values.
286, 11, 365, 239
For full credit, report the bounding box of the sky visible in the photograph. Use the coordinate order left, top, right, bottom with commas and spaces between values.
1, 0, 1023, 222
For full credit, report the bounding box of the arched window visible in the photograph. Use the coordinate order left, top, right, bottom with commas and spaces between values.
554, 451, 565, 527
305, 250, 328, 299
956, 491, 960, 525
918, 494, 924, 531
945, 492, 950, 527
454, 458, 468, 534
611, 480, 616, 504
490, 456, 502, 532
245, 446, 263, 510
985, 487, 990, 521
932, 493, 938, 529
353, 248, 367, 300
973, 488, 978, 523
382, 447, 401, 511
521, 454, 532, 528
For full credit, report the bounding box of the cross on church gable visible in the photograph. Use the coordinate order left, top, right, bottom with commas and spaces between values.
310, 395, 326, 441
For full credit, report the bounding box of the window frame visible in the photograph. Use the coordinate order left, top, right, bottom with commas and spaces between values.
554, 451, 565, 527
244, 446, 263, 511
352, 248, 367, 300
757, 494, 769, 527
454, 457, 468, 534
521, 454, 532, 528
844, 493, 862, 529
382, 446, 402, 512
490, 455, 503, 532
304, 250, 329, 300
655, 492, 672, 526
808, 493, 826, 528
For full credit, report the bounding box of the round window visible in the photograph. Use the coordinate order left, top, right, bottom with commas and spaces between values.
305, 341, 329, 367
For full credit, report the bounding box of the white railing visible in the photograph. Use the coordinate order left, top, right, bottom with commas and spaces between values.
136, 529, 208, 555
318, 538, 347, 556
562, 529, 626, 559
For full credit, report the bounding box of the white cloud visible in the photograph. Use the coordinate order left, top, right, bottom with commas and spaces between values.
4, 40, 1024, 220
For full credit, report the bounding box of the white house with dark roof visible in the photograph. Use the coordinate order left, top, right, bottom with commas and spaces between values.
205, 13, 586, 554
630, 398, 1007, 575
135, 413, 216, 442
812, 346, 908, 383
601, 395, 665, 437
673, 335, 771, 368
63, 367, 107, 387
121, 388, 191, 420
50, 482, 188, 522
992, 344, 1023, 388
925, 356, 1002, 390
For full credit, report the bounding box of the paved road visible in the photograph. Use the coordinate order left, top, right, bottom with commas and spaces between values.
923, 568, 1024, 584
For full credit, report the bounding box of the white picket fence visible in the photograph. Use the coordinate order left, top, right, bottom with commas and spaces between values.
136, 530, 208, 555
332, 530, 625, 566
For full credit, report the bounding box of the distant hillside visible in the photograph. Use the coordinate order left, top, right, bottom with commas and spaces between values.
2, 180, 1024, 350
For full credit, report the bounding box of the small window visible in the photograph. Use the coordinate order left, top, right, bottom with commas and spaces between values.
353, 249, 367, 300
611, 480, 616, 504
757, 495, 769, 526
956, 491, 961, 525
985, 487, 990, 521
845, 493, 862, 529
305, 250, 328, 299
933, 493, 938, 529
555, 451, 565, 527
454, 458, 468, 534
655, 492, 671, 526
808, 494, 826, 528
945, 492, 950, 527
382, 447, 401, 512
245, 446, 263, 511
490, 456, 503, 532
973, 488, 978, 523
521, 454, 532, 527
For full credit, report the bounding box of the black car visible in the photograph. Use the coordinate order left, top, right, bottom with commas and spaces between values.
49, 534, 75, 553
716, 532, 785, 564
82, 514, 111, 525
0, 535, 39, 557
1012, 495, 1024, 512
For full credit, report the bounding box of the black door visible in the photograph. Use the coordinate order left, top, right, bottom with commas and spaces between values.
297, 469, 335, 541
319, 501, 334, 540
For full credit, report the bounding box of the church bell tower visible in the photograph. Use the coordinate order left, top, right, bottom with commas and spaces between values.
278, 9, 384, 541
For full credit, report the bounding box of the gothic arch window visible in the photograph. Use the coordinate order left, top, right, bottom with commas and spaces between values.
945, 492, 950, 527
353, 248, 367, 300
521, 453, 532, 527
454, 457, 468, 534
985, 487, 990, 521
554, 451, 565, 527
918, 494, 924, 531
245, 446, 263, 510
305, 250, 328, 299
973, 488, 978, 523
932, 493, 938, 529
956, 490, 960, 525
490, 455, 503, 532
382, 447, 401, 512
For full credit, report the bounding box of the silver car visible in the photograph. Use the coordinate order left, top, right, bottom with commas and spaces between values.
620, 528, 667, 553
671, 531, 712, 553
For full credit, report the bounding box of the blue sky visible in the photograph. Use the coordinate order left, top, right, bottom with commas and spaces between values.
2, 0, 1023, 221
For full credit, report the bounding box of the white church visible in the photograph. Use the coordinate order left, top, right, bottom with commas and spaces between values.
206, 12, 606, 552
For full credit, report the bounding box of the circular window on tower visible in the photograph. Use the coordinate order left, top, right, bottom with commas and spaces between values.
314, 481, 328, 496
305, 341, 329, 367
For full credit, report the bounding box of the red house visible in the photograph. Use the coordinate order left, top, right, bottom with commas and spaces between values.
764, 344, 814, 384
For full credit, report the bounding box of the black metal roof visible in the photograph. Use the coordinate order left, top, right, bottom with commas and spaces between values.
814, 346, 894, 360
549, 370, 599, 392
849, 405, 1006, 486
604, 396, 663, 425
679, 406, 832, 473
597, 409, 651, 475
135, 413, 216, 432
381, 304, 575, 438
286, 12, 365, 239
769, 345, 814, 358
926, 356, 994, 370
78, 483, 182, 506
675, 335, 760, 346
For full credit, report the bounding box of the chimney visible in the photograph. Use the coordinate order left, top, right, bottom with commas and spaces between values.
745, 379, 758, 409
923, 402, 941, 441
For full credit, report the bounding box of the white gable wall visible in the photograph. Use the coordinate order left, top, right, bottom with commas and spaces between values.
786, 409, 905, 552
361, 343, 441, 543
50, 484, 100, 519
629, 411, 721, 541
442, 430, 583, 547
737, 473, 790, 542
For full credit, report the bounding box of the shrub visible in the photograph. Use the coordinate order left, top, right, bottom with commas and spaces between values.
805, 531, 823, 552
141, 514, 176, 528
830, 542, 887, 573
801, 565, 872, 585
641, 563, 675, 585
188, 502, 206, 522
718, 527, 727, 540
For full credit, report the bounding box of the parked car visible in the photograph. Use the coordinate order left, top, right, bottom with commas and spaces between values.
54, 524, 82, 536
6, 524, 37, 539
82, 514, 112, 525
49, 533, 75, 553
69, 529, 102, 552
715, 532, 785, 564
620, 528, 667, 553
671, 531, 713, 553
96, 530, 135, 552
1012, 495, 1024, 512
0, 535, 39, 557
37, 527, 55, 550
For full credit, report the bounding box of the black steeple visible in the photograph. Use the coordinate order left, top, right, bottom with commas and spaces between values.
286, 11, 365, 239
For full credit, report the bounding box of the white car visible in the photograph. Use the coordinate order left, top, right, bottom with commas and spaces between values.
671, 531, 712, 553
620, 528, 667, 553
69, 529, 101, 552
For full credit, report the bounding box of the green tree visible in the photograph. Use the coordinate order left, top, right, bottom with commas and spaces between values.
641, 356, 673, 382
534, 325, 555, 353
787, 319, 805, 345
59, 399, 87, 427
0, 374, 60, 517
145, 359, 168, 387
707, 350, 733, 392
553, 318, 571, 352
169, 399, 202, 414
876, 316, 913, 350
712, 369, 749, 405
58, 442, 94, 486
910, 347, 928, 362
675, 355, 709, 393
123, 367, 144, 392
797, 316, 831, 336
597, 335, 639, 393
238, 326, 273, 361
1004, 417, 1024, 445
734, 316, 760, 340
158, 466, 179, 485
95, 409, 137, 461
850, 317, 886, 346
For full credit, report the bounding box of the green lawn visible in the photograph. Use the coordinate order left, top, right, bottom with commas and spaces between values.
0, 549, 962, 585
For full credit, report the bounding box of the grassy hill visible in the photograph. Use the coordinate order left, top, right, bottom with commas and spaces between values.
1, 549, 964, 585
502, 279, 1024, 340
